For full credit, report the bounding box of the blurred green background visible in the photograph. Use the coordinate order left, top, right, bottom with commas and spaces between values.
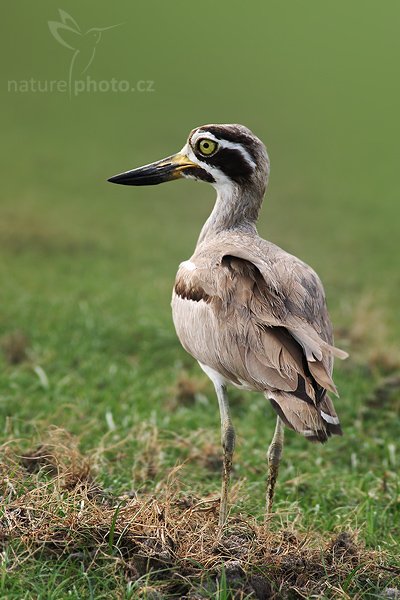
2, 0, 400, 500
0, 0, 400, 588
2, 0, 399, 328
1, 1, 400, 596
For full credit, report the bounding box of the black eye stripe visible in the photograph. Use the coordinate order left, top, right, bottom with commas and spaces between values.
195, 126, 258, 163
183, 166, 215, 183
199, 148, 253, 183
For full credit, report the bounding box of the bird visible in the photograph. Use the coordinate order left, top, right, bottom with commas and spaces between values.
108, 124, 348, 526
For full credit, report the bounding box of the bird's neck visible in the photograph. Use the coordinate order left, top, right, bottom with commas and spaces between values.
196, 184, 263, 246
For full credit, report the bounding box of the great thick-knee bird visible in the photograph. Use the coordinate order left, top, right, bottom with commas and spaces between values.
108, 124, 347, 525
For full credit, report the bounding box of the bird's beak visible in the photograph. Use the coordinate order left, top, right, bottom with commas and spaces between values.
107, 152, 198, 186
96, 24, 122, 32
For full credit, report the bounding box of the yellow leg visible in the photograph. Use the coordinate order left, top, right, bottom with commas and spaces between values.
266, 416, 284, 518
216, 384, 235, 527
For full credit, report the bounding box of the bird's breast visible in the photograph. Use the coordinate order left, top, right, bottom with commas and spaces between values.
171, 258, 219, 364
171, 286, 217, 363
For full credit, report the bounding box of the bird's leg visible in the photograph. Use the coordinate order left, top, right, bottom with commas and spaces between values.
265, 416, 284, 518
215, 384, 235, 527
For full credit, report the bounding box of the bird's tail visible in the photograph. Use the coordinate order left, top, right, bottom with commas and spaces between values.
267, 391, 342, 443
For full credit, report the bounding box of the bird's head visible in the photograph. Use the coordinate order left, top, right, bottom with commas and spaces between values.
108, 124, 270, 200
85, 24, 121, 45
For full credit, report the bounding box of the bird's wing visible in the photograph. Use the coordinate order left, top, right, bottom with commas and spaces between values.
186, 235, 347, 441
48, 21, 81, 50
221, 238, 346, 350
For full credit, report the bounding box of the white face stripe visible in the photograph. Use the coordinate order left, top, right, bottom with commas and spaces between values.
180, 142, 235, 190
189, 130, 257, 170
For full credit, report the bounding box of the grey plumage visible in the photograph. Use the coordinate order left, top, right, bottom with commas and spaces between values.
172, 231, 346, 442
108, 123, 348, 524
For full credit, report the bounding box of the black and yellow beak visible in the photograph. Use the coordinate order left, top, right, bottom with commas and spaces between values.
107, 152, 199, 186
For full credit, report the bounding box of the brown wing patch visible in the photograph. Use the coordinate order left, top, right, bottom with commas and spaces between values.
174, 277, 211, 303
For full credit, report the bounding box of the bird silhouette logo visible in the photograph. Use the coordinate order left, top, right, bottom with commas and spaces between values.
48, 9, 120, 96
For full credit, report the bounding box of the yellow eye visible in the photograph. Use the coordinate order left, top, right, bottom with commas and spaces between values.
197, 138, 218, 156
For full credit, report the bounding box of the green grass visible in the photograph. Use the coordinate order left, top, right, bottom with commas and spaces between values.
1, 0, 400, 597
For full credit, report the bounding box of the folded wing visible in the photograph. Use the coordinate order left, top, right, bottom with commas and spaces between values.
189, 238, 347, 442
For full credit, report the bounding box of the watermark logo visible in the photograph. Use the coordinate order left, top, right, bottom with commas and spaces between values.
7, 9, 155, 97
48, 9, 120, 95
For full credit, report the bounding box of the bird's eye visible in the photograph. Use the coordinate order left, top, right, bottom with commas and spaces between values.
197, 138, 218, 156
